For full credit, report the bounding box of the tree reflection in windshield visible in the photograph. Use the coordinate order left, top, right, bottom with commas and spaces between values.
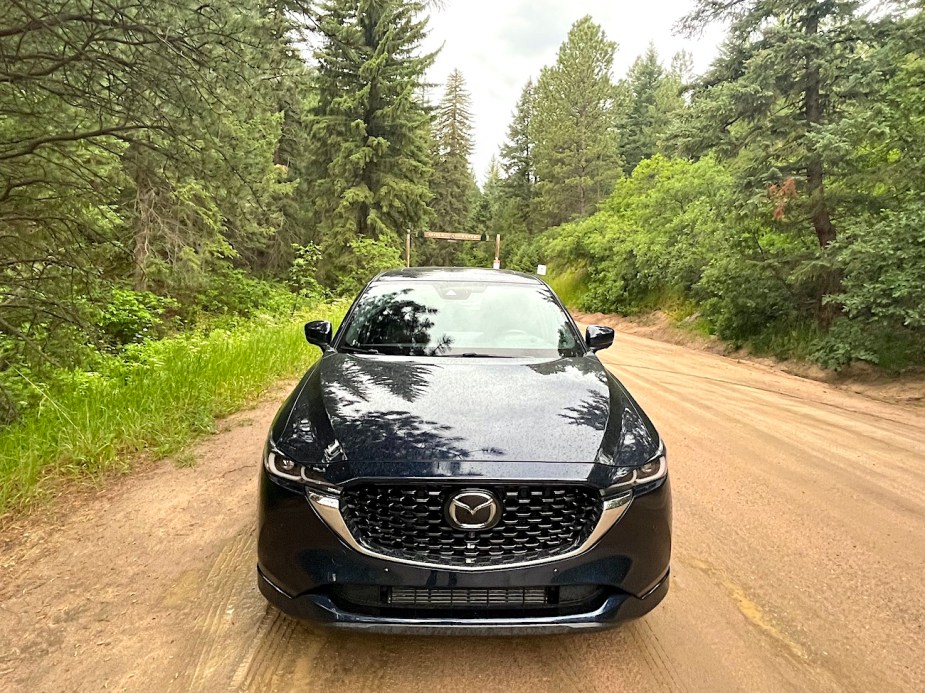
340, 281, 582, 357
342, 289, 453, 356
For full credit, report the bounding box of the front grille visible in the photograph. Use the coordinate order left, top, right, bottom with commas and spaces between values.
390, 587, 548, 608
339, 484, 602, 567
329, 585, 606, 615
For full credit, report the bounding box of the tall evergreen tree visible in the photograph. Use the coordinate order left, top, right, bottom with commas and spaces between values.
499, 80, 538, 234
680, 0, 885, 250
532, 17, 622, 227
308, 0, 435, 279
430, 69, 477, 230
421, 68, 477, 265
618, 45, 686, 172
679, 0, 903, 323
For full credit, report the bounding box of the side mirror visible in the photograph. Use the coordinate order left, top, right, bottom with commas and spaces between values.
304, 320, 333, 351
585, 325, 615, 353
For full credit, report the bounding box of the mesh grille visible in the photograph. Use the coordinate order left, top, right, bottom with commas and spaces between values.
390, 587, 548, 608
339, 484, 601, 567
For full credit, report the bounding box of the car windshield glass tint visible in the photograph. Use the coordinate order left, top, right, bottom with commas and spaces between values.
340, 281, 582, 358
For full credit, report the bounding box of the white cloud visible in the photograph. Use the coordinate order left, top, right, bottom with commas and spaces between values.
422, 0, 726, 182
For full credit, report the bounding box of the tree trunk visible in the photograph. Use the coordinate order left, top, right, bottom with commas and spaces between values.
804, 9, 840, 326
804, 11, 836, 249
132, 170, 155, 293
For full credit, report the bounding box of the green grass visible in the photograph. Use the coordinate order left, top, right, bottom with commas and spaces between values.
0, 303, 345, 516
746, 320, 823, 362
546, 267, 589, 309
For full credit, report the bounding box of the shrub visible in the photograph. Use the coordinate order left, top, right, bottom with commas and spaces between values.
96, 289, 178, 349
695, 257, 797, 344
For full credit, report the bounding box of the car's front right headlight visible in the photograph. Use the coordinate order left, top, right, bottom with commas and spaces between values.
264, 448, 340, 495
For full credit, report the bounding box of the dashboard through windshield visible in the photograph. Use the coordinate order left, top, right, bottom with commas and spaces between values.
339, 281, 583, 358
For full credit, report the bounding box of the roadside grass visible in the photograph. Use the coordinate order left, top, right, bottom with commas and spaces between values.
747, 320, 823, 362
0, 303, 345, 516
546, 267, 589, 308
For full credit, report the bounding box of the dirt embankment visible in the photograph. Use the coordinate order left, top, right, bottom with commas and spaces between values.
575, 309, 925, 407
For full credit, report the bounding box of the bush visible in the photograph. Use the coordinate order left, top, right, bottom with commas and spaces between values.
810, 318, 925, 371
194, 268, 298, 321
834, 207, 925, 331
695, 257, 797, 344
289, 243, 327, 302
96, 289, 178, 349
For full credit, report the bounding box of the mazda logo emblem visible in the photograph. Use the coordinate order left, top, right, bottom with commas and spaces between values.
446, 490, 501, 531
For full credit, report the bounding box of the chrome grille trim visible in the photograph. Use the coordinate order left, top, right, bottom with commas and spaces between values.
339, 484, 600, 567
308, 489, 632, 572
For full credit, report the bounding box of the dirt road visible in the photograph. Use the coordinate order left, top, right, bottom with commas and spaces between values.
2, 332, 923, 692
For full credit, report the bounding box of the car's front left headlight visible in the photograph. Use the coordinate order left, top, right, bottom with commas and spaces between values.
264, 448, 340, 495
601, 444, 667, 498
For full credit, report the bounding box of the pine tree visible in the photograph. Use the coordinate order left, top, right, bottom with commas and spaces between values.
618, 45, 686, 173
430, 69, 477, 232
679, 0, 900, 323
308, 0, 436, 278
532, 17, 622, 227
680, 0, 881, 250
421, 68, 477, 265
499, 80, 538, 234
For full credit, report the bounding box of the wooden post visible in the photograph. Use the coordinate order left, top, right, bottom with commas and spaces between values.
494, 234, 501, 269
406, 232, 411, 268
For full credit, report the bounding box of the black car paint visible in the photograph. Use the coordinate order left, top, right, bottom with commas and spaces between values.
257, 268, 671, 632
271, 353, 659, 473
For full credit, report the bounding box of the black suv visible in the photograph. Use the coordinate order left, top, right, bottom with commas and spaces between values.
257, 268, 670, 633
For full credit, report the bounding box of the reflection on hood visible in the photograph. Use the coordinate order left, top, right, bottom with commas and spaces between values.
272, 354, 659, 467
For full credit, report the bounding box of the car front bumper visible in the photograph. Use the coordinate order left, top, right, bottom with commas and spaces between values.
257, 465, 671, 633
258, 564, 669, 634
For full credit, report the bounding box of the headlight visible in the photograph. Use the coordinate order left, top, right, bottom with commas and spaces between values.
264, 449, 340, 495
601, 446, 667, 498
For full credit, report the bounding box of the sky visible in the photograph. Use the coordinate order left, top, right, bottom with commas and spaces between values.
421, 0, 727, 182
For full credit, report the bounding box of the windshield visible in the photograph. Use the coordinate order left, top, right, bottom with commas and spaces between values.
339, 281, 583, 358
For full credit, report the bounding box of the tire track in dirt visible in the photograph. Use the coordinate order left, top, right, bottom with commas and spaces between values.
631, 618, 689, 692
230, 605, 300, 691
172, 527, 257, 692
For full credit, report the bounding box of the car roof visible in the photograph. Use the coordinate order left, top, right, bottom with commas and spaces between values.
373, 267, 544, 285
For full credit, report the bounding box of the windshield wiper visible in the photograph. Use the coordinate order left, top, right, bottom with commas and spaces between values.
340, 344, 380, 355
443, 353, 510, 358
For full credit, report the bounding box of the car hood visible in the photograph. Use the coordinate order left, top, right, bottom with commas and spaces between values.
272, 354, 658, 466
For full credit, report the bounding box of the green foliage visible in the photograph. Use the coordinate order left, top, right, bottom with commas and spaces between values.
307, 0, 435, 280
336, 237, 405, 297
835, 207, 925, 331
696, 258, 798, 344
809, 204, 925, 370
533, 17, 622, 226
193, 271, 298, 323
97, 290, 178, 350
289, 244, 328, 302
546, 269, 589, 309
811, 318, 925, 372
544, 155, 739, 312
0, 304, 346, 515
